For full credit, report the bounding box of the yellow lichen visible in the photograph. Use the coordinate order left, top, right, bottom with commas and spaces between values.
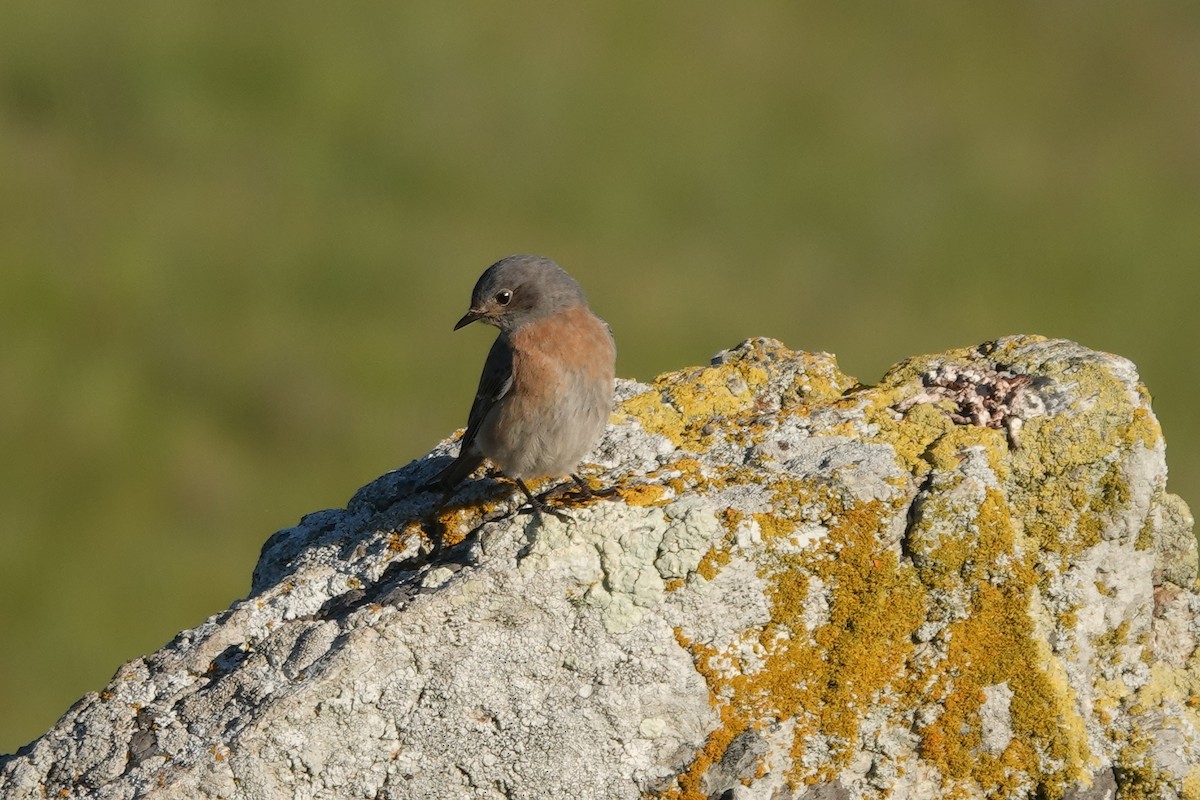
656, 458, 710, 494
868, 400, 953, 472
907, 488, 1090, 797
1184, 765, 1200, 800
634, 338, 1173, 797
720, 507, 745, 533
617, 483, 671, 507
617, 360, 767, 450
695, 546, 732, 582
1112, 729, 1169, 799
663, 499, 928, 796
658, 630, 751, 800
618, 341, 855, 454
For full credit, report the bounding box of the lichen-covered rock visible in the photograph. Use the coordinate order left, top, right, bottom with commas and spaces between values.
2, 336, 1196, 800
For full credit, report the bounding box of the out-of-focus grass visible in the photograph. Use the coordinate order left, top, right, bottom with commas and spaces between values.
1, 2, 1197, 752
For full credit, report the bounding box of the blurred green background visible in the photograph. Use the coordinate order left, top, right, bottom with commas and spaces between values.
1, 2, 1197, 752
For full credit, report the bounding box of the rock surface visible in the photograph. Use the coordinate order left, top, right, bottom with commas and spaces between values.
2, 336, 1197, 800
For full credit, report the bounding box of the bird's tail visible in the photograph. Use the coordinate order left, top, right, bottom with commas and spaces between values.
422, 450, 485, 495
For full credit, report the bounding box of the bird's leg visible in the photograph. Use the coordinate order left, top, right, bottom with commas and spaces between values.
514, 479, 572, 523
535, 474, 614, 505
564, 473, 618, 501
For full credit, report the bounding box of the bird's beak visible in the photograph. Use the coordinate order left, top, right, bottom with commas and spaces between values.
454, 309, 483, 330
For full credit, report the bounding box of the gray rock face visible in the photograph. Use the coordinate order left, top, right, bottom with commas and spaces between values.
2, 336, 1197, 800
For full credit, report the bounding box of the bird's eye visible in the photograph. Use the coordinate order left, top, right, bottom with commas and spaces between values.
495, 290, 513, 306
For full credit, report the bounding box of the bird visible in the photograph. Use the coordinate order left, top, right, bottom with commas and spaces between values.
426, 255, 616, 519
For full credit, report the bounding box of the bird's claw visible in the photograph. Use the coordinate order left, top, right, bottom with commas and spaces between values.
517, 498, 573, 523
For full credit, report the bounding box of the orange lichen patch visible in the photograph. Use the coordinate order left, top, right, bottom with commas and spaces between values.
429, 510, 471, 547
651, 458, 712, 495
618, 361, 764, 450
749, 511, 795, 544
1094, 620, 1132, 665
1126, 407, 1162, 450
919, 581, 1064, 794
661, 700, 749, 800
1111, 730, 1169, 800
759, 478, 831, 529
666, 472, 1108, 795
1002, 354, 1161, 566
778, 501, 927, 781
912, 485, 1018, 586
429, 481, 525, 542
616, 482, 671, 507
714, 464, 767, 492
695, 546, 732, 582
686, 508, 740, 583
865, 399, 952, 468
651, 337, 1171, 796
720, 507, 745, 533
911, 488, 1089, 798
618, 341, 855, 452
662, 499, 928, 797
387, 521, 426, 553
660, 632, 752, 800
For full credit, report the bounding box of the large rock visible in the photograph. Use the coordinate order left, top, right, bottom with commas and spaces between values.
2, 336, 1197, 800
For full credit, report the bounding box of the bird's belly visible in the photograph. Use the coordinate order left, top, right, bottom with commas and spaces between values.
479, 378, 610, 480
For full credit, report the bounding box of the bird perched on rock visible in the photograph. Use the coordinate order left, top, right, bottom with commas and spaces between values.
426, 255, 616, 519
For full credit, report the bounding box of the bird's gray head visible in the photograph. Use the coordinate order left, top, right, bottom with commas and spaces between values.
454, 255, 588, 332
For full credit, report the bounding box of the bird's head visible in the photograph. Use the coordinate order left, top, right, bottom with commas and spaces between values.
455, 254, 587, 333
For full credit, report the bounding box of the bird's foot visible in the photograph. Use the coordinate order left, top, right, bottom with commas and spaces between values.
555, 474, 618, 504
514, 479, 573, 523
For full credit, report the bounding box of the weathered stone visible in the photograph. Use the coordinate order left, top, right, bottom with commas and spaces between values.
2, 336, 1196, 800
1064, 768, 1118, 800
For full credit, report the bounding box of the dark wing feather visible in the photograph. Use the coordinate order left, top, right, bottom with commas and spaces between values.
461, 336, 515, 451
425, 336, 514, 492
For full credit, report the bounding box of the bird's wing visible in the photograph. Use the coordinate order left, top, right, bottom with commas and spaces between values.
424, 335, 514, 493
460, 334, 515, 453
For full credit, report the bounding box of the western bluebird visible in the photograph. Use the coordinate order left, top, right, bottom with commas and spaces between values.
426, 255, 616, 519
